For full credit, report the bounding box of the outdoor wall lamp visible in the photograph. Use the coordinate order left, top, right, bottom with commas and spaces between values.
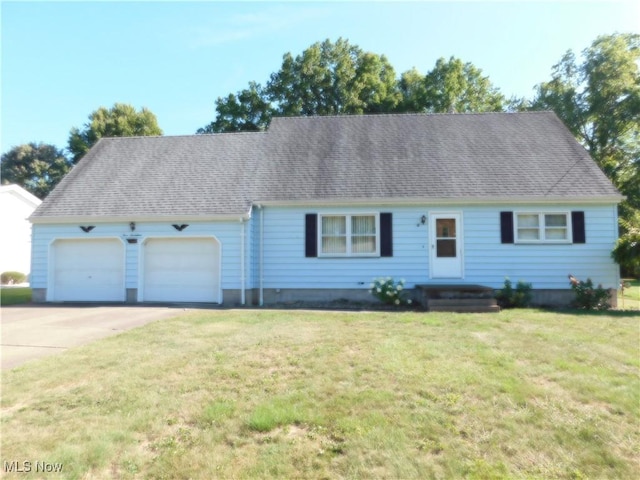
417, 215, 427, 226
129, 222, 136, 232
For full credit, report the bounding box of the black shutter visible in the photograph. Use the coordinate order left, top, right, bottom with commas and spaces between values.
380, 213, 393, 257
305, 214, 317, 257
500, 211, 514, 244
572, 211, 586, 244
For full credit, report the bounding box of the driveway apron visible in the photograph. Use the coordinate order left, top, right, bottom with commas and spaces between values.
1, 305, 189, 370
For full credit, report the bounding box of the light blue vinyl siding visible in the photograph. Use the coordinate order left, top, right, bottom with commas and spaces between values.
260, 204, 619, 291
31, 221, 247, 291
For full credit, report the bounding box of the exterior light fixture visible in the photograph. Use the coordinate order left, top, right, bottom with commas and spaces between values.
129, 222, 136, 232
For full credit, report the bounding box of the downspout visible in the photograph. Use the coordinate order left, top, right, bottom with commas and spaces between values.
240, 217, 246, 306
259, 204, 264, 306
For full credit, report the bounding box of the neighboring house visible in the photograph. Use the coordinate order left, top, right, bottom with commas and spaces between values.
0, 184, 42, 278
29, 112, 623, 306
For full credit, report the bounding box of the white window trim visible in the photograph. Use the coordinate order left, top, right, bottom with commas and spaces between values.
318, 213, 380, 257
514, 212, 572, 244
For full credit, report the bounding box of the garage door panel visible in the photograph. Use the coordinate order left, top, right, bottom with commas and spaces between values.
52, 239, 125, 302
143, 238, 220, 303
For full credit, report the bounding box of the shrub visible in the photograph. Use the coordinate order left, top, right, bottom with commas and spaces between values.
1, 271, 26, 285
569, 274, 611, 310
370, 277, 412, 306
495, 277, 532, 308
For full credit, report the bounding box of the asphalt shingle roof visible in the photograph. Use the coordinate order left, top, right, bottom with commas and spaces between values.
32, 112, 621, 220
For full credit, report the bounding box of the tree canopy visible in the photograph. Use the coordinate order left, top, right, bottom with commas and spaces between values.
1, 143, 71, 199
198, 39, 505, 133
531, 33, 639, 211
68, 103, 163, 163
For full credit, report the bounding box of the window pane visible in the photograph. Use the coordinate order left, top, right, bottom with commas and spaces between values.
517, 214, 539, 228
545, 228, 568, 240
322, 236, 346, 254
545, 214, 567, 227
518, 228, 540, 240
352, 215, 375, 235
322, 216, 346, 235
436, 219, 456, 238
352, 235, 376, 254
437, 239, 456, 257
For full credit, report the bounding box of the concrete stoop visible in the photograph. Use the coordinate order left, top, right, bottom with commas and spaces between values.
416, 284, 500, 313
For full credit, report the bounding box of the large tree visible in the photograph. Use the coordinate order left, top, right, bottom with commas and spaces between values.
531, 33, 640, 212
396, 58, 505, 113
1, 143, 71, 199
266, 38, 401, 116
198, 38, 401, 133
197, 82, 272, 134
68, 103, 163, 163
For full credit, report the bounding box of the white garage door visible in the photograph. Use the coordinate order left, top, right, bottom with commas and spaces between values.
51, 239, 125, 301
142, 238, 220, 303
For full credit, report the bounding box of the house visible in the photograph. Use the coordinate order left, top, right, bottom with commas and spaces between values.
0, 184, 41, 279
29, 112, 623, 306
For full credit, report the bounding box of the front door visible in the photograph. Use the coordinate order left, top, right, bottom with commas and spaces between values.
430, 213, 463, 279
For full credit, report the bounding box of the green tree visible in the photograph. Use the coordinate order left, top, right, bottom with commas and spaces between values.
198, 38, 402, 133
395, 58, 505, 113
612, 210, 640, 277
531, 33, 640, 215
68, 103, 163, 163
421, 56, 505, 113
397, 67, 429, 112
266, 38, 400, 116
1, 143, 71, 199
197, 82, 272, 134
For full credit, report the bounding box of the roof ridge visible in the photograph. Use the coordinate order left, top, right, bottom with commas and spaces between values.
269, 111, 556, 121
99, 131, 268, 141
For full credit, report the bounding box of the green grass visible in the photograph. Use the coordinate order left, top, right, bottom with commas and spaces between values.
1, 309, 639, 479
619, 280, 640, 310
0, 287, 31, 306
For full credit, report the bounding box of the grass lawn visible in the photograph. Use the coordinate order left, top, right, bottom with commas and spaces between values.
0, 287, 31, 306
1, 309, 639, 479
619, 280, 640, 310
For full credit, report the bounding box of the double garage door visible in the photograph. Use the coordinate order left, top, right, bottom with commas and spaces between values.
50, 238, 220, 303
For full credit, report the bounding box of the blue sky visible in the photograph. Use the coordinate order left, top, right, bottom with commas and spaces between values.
1, 1, 639, 154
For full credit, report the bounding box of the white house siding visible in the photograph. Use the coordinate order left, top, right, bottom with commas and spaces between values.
259, 204, 619, 292
0, 186, 40, 276
31, 221, 247, 302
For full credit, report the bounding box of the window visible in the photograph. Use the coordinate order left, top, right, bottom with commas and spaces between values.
320, 214, 378, 256
515, 213, 570, 243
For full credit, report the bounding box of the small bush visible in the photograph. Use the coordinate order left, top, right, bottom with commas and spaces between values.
370, 277, 412, 306
495, 277, 532, 308
1, 271, 26, 285
569, 274, 611, 310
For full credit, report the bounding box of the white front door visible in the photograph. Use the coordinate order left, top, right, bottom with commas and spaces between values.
430, 213, 463, 279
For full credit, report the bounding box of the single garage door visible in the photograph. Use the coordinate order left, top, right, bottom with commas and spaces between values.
51, 238, 125, 301
142, 237, 220, 303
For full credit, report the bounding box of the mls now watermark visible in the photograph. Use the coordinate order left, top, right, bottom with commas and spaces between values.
4, 460, 63, 473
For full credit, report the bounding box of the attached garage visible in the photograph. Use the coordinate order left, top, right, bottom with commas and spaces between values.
50, 238, 125, 301
141, 237, 221, 303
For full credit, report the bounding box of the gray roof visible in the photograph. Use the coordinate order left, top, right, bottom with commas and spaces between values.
32, 112, 621, 220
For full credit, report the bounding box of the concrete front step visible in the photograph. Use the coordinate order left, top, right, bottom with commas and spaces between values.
428, 298, 498, 307
429, 304, 501, 313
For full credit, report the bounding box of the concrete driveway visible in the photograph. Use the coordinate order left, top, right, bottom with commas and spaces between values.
1, 305, 190, 370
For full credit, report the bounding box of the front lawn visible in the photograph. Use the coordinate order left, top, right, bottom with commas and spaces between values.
0, 287, 31, 306
1, 309, 638, 479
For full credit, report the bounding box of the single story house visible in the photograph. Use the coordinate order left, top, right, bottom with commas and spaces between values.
0, 184, 41, 279
29, 112, 622, 306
